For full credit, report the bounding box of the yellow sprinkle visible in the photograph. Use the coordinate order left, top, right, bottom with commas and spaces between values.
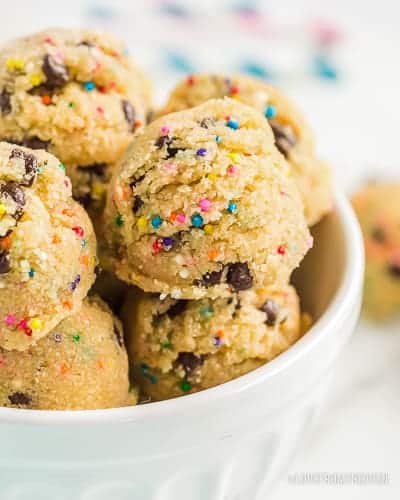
228, 152, 239, 163
0, 204, 6, 217
6, 59, 25, 71
137, 216, 147, 230
29, 317, 42, 331
207, 173, 217, 181
204, 224, 213, 235
30, 74, 44, 86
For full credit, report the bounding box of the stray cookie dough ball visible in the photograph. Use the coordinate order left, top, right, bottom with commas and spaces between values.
0, 27, 152, 170
106, 98, 311, 299
352, 182, 400, 320
0, 297, 132, 410
122, 285, 302, 400
0, 142, 96, 351
159, 74, 332, 225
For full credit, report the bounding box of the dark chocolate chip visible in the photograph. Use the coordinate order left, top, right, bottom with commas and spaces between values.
78, 40, 96, 48
200, 117, 216, 129
0, 250, 11, 274
388, 263, 400, 278
176, 352, 204, 377
8, 391, 31, 406
8, 137, 51, 151
113, 321, 124, 348
166, 300, 188, 319
226, 262, 253, 291
155, 135, 181, 158
232, 297, 242, 318
129, 174, 145, 189
0, 89, 11, 115
9, 148, 38, 186
270, 121, 297, 157
75, 192, 92, 208
77, 163, 107, 177
28, 84, 55, 97
371, 227, 386, 243
195, 269, 223, 288
0, 181, 26, 220
260, 298, 279, 326
121, 100, 136, 131
133, 195, 144, 213
42, 54, 70, 89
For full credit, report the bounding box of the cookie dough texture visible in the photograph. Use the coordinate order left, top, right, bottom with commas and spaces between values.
0, 297, 132, 410
0, 142, 96, 351
122, 285, 302, 400
158, 74, 332, 226
0, 27, 152, 169
106, 98, 311, 299
352, 182, 400, 320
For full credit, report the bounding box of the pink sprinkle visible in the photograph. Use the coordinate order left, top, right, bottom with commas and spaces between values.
176, 213, 186, 224
199, 198, 212, 212
44, 36, 55, 45
164, 163, 177, 173
18, 319, 28, 331
96, 106, 104, 114
227, 165, 238, 174
4, 314, 16, 326
160, 126, 171, 136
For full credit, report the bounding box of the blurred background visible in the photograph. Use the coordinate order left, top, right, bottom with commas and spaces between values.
1, 0, 399, 498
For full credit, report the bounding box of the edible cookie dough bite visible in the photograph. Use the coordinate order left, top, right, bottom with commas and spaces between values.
122, 285, 302, 401
106, 98, 311, 299
0, 27, 152, 167
0, 142, 96, 351
352, 182, 400, 320
158, 74, 332, 225
0, 297, 132, 410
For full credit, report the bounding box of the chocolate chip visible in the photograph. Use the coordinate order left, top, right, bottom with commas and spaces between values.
8, 391, 31, 406
42, 54, 70, 89
0, 181, 26, 220
270, 121, 297, 157
22, 136, 50, 151
78, 40, 95, 48
75, 192, 92, 208
146, 110, 154, 123
0, 89, 11, 115
9, 148, 38, 186
260, 298, 279, 326
388, 263, 400, 278
129, 174, 145, 189
133, 195, 144, 213
155, 135, 181, 158
121, 100, 136, 131
113, 321, 124, 348
232, 297, 242, 318
0, 250, 11, 274
200, 117, 216, 129
166, 300, 188, 319
77, 163, 107, 177
195, 269, 222, 288
371, 227, 386, 243
226, 262, 253, 291
176, 352, 204, 377
28, 84, 55, 97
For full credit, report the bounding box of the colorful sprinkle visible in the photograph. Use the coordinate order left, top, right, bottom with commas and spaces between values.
207, 173, 217, 181
6, 59, 24, 71
191, 213, 204, 228
227, 165, 238, 174
227, 201, 238, 214
152, 239, 163, 254
161, 341, 173, 349
83, 81, 96, 91
30, 74, 44, 86
176, 213, 186, 224
137, 216, 147, 230
4, 314, 16, 326
72, 333, 81, 343
277, 245, 286, 255
186, 75, 195, 85
160, 125, 171, 135
265, 105, 277, 119
208, 248, 219, 261
29, 317, 42, 331
58, 163, 65, 171
203, 224, 213, 235
140, 363, 157, 384
41, 95, 52, 105
72, 226, 84, 238
181, 380, 192, 392
228, 152, 239, 163
196, 147, 207, 157
68, 102, 74, 108
151, 215, 163, 229
0, 204, 6, 217
214, 336, 222, 347
215, 135, 222, 144
199, 198, 212, 212
28, 268, 35, 278
226, 118, 240, 129
70, 274, 81, 291
162, 237, 174, 250
115, 214, 124, 227
199, 305, 213, 319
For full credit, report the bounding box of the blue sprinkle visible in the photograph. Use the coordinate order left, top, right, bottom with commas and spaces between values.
215, 135, 222, 144
227, 202, 238, 214
163, 237, 174, 250
81, 239, 87, 248
83, 81, 96, 91
164, 50, 194, 74
214, 336, 222, 347
240, 61, 272, 80
28, 268, 35, 278
265, 105, 277, 119
196, 147, 207, 157
227, 118, 240, 130
151, 215, 163, 229
313, 55, 338, 81
191, 213, 204, 228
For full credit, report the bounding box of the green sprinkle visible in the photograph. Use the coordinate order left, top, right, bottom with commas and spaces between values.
115, 214, 124, 226
181, 380, 192, 392
199, 305, 213, 319
68, 102, 74, 108
161, 341, 173, 349
72, 333, 81, 343
58, 163, 65, 171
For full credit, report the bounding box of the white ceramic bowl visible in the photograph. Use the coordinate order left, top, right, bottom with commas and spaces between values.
0, 190, 364, 500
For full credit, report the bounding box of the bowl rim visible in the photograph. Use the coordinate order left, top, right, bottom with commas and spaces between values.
0, 188, 364, 425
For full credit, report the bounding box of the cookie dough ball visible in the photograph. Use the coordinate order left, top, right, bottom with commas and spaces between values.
106, 98, 311, 299
0, 142, 96, 351
352, 182, 400, 320
159, 74, 332, 225
0, 28, 152, 170
122, 285, 302, 400
0, 297, 132, 410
